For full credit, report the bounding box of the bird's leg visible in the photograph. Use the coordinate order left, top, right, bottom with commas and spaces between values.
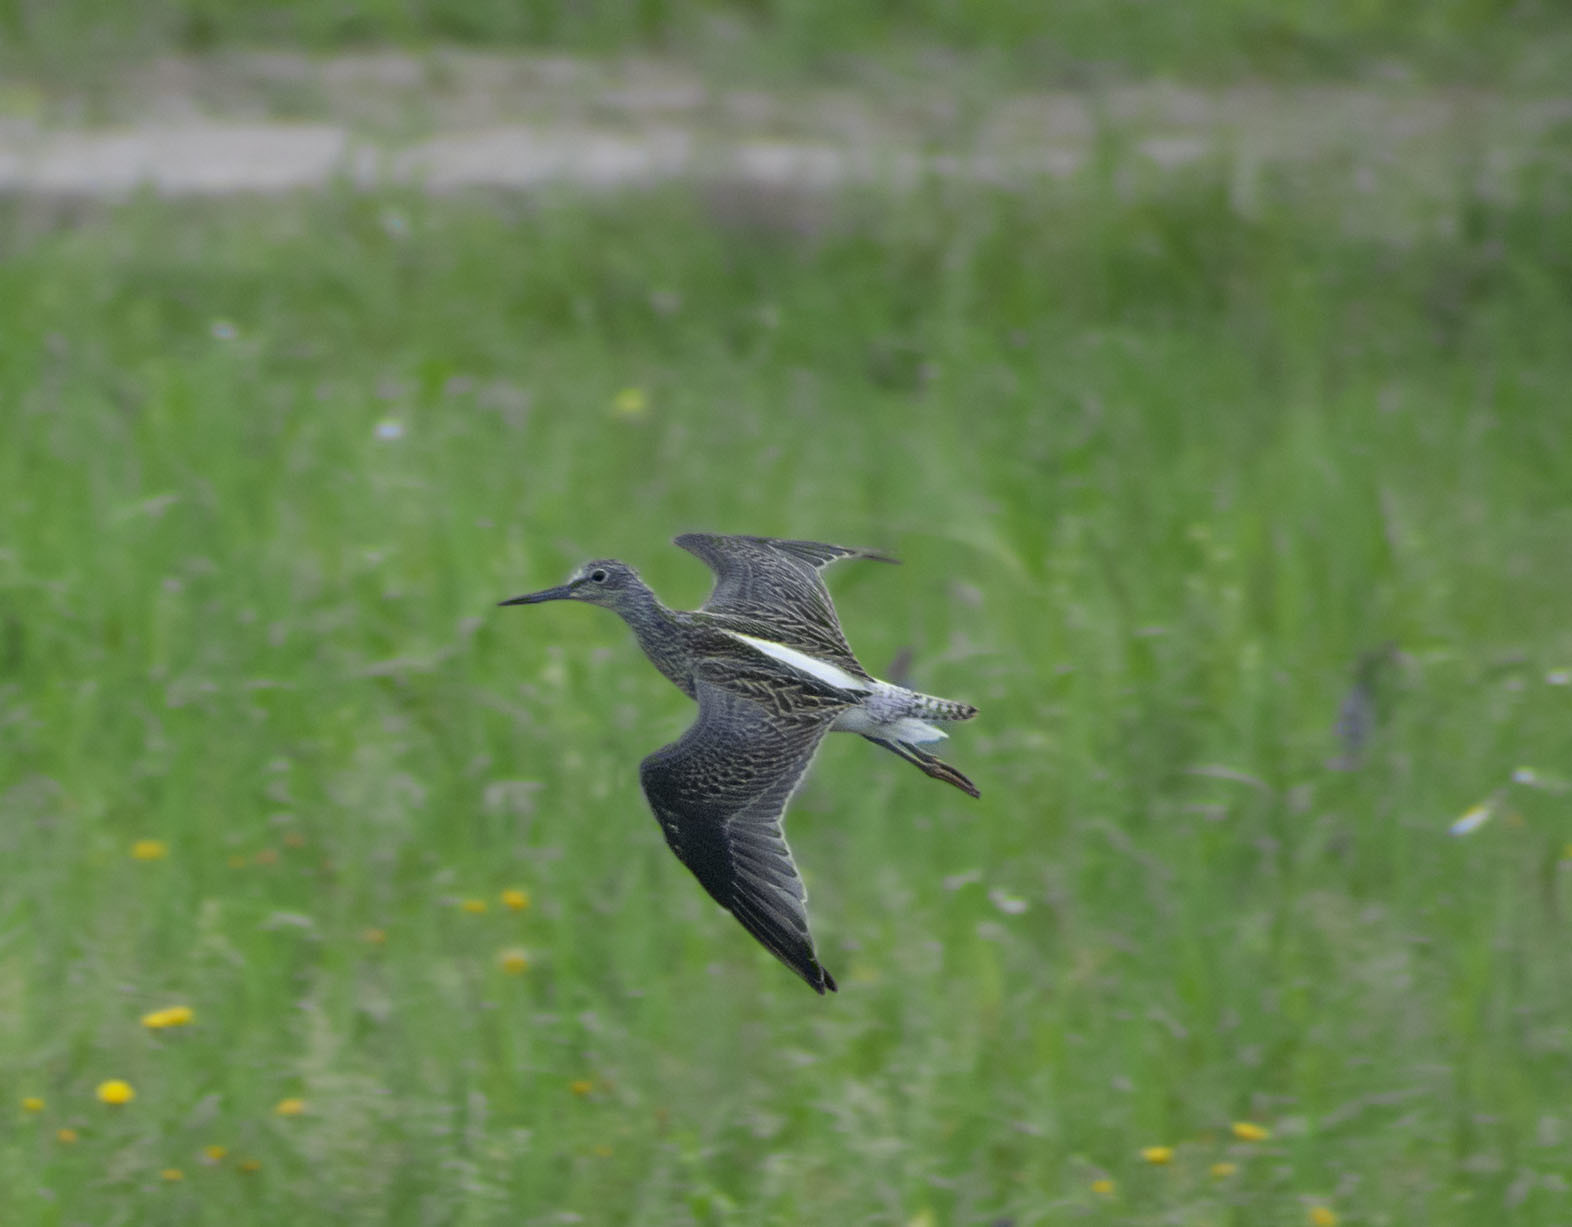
862, 735, 980, 799
906, 745, 981, 798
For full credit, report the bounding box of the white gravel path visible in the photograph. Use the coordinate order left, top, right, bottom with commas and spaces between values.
0, 51, 1565, 199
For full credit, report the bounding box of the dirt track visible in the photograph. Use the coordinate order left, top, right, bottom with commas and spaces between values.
0, 51, 1565, 199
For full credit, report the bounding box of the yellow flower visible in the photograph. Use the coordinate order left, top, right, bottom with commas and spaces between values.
1090, 1177, 1115, 1196
498, 948, 530, 975
1231, 1120, 1270, 1142
203, 1144, 228, 1162
142, 1005, 195, 1029
592, 1143, 614, 1157
22, 1096, 44, 1112
56, 1127, 79, 1144
612, 387, 648, 418
238, 1157, 261, 1172
160, 1168, 184, 1182
131, 839, 169, 861
274, 1098, 307, 1117
96, 1079, 135, 1105
500, 887, 530, 912
1449, 800, 1496, 836
1140, 1145, 1174, 1165
227, 854, 247, 869
460, 898, 488, 914
1309, 1208, 1339, 1227
1561, 842, 1572, 861
570, 1079, 594, 1096
1211, 1162, 1237, 1178
362, 927, 387, 945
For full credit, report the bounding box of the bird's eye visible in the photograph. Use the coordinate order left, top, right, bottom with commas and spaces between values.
590, 569, 609, 583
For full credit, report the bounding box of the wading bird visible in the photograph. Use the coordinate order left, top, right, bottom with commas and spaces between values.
500, 533, 979, 993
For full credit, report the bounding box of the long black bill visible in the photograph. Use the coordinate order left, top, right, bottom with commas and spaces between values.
498, 584, 575, 606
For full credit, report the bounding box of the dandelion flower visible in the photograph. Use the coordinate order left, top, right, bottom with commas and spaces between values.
142, 1005, 195, 1029
1561, 843, 1572, 862
592, 1143, 614, 1157
57, 1127, 79, 1144
570, 1079, 594, 1096
161, 1168, 184, 1182
498, 948, 530, 975
500, 887, 530, 912
1211, 1162, 1237, 1178
1308, 1208, 1338, 1227
362, 927, 387, 945
1090, 1177, 1115, 1197
238, 1157, 261, 1172
131, 839, 169, 861
227, 854, 247, 869
1140, 1146, 1174, 1165
203, 1144, 228, 1162
22, 1096, 44, 1113
96, 1079, 135, 1105
461, 898, 488, 914
274, 1098, 306, 1117
612, 387, 648, 418
1231, 1120, 1270, 1142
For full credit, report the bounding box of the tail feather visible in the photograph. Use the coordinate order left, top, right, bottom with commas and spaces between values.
907, 690, 978, 723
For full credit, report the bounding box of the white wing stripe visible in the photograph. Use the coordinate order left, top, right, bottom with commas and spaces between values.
721, 630, 872, 691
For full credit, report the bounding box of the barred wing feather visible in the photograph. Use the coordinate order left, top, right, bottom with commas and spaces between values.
675, 533, 895, 680
639, 674, 839, 994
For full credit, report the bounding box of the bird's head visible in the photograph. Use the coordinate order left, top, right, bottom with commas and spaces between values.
499, 559, 646, 613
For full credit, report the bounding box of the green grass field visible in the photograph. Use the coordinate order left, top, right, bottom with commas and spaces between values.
2, 146, 1571, 1224
5, 0, 1572, 87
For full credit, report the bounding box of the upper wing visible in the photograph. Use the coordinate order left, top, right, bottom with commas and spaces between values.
674, 533, 896, 678
639, 673, 842, 994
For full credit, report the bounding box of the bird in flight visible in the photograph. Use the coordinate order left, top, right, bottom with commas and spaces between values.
500, 533, 979, 993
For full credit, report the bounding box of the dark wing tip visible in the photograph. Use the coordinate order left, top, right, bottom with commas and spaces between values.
802, 959, 837, 995
673, 531, 899, 567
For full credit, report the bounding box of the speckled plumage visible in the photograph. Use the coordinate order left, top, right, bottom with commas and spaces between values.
500, 533, 979, 994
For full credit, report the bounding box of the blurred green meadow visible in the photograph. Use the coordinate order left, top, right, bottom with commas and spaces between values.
6, 0, 1572, 86
3, 125, 1572, 1226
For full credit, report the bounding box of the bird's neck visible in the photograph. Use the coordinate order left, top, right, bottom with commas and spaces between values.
616, 587, 693, 695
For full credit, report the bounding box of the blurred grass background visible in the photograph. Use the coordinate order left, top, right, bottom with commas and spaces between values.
3, 3, 1572, 1225
3, 0, 1572, 85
